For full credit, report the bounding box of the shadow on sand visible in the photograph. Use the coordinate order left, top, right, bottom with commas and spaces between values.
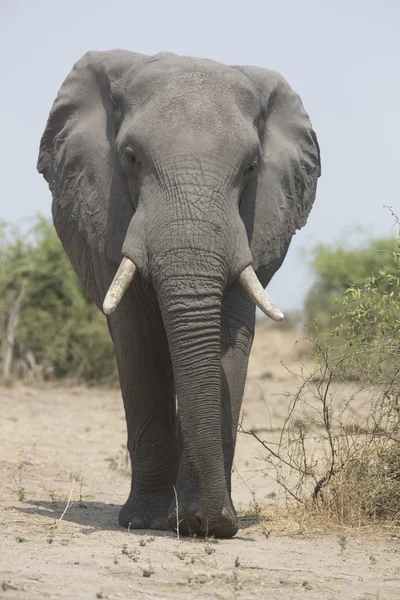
15, 499, 256, 541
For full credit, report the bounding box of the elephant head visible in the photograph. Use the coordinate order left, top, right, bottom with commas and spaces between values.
38, 51, 320, 533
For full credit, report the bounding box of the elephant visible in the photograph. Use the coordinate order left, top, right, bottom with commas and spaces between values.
37, 50, 320, 538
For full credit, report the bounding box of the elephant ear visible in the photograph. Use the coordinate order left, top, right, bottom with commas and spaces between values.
236, 66, 321, 287
37, 50, 147, 307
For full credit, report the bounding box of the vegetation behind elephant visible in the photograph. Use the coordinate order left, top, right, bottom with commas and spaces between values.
37, 51, 320, 538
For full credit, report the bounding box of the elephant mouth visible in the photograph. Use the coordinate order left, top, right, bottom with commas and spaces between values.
102, 255, 284, 322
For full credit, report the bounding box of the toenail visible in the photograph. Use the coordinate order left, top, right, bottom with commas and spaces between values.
195, 512, 203, 527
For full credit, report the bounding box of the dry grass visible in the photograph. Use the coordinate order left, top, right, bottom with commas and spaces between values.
245, 476, 400, 538
319, 442, 400, 526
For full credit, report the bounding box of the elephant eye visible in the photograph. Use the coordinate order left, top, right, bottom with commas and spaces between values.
125, 147, 137, 163
244, 155, 259, 175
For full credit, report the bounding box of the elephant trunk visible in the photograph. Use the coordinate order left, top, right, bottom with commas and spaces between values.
154, 249, 227, 518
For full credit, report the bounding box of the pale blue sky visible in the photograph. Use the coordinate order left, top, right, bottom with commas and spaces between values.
1, 0, 399, 311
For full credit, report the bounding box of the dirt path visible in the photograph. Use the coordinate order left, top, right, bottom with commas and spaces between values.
1, 329, 399, 599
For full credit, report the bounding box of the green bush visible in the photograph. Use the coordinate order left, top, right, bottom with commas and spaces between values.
0, 216, 116, 383
305, 233, 399, 329
328, 213, 400, 390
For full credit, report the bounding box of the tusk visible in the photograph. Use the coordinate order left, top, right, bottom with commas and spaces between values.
239, 265, 284, 322
103, 257, 137, 315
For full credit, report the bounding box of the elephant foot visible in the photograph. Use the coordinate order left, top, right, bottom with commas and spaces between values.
118, 487, 173, 530
167, 496, 239, 538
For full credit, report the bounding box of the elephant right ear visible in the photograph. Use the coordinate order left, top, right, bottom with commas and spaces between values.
37, 50, 147, 307
235, 66, 321, 289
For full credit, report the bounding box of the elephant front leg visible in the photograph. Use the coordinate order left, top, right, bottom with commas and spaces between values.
109, 309, 179, 530
220, 287, 256, 505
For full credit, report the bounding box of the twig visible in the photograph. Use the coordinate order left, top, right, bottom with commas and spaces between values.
238, 424, 304, 503
173, 486, 180, 541
233, 462, 257, 498
56, 479, 75, 526
238, 425, 306, 478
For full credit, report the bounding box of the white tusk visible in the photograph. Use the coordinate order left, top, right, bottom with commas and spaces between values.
239, 265, 284, 322
103, 257, 137, 315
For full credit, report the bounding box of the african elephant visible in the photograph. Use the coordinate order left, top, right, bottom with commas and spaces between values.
37, 51, 320, 538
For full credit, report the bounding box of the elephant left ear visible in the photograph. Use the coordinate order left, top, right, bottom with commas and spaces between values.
235, 66, 321, 287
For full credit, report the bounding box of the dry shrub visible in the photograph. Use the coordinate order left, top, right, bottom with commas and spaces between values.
239, 336, 400, 530
321, 442, 400, 525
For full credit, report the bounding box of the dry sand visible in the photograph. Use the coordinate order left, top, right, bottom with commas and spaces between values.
1, 326, 399, 599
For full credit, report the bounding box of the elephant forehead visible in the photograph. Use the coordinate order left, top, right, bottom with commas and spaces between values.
122, 100, 258, 162
114, 57, 260, 117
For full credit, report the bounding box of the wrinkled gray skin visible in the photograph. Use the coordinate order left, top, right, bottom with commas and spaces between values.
38, 51, 320, 538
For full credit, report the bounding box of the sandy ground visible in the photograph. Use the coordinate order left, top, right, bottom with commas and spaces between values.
1, 326, 399, 599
